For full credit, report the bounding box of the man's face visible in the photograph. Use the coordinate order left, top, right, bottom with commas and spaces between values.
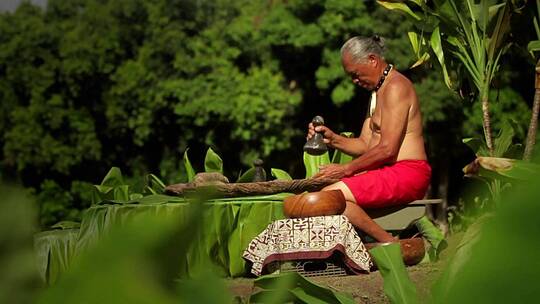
341, 52, 378, 90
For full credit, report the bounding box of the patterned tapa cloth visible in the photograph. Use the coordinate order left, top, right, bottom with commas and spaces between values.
243, 215, 372, 276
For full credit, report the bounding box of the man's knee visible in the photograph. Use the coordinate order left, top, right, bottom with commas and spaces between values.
321, 181, 356, 203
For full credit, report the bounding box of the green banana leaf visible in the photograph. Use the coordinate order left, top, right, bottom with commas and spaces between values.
146, 174, 165, 194
462, 137, 490, 156
303, 151, 330, 178
113, 185, 130, 202
39, 211, 196, 304
415, 216, 446, 261
204, 147, 223, 173
50, 221, 81, 230
91, 167, 135, 204
183, 149, 196, 182
210, 193, 292, 202
92, 184, 130, 204
251, 272, 355, 304
271, 168, 293, 181
72, 197, 285, 279
100, 167, 124, 187
369, 243, 418, 304
227, 201, 284, 276
129, 193, 144, 200
34, 229, 79, 284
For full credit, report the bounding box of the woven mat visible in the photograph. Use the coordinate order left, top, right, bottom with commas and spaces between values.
243, 215, 372, 276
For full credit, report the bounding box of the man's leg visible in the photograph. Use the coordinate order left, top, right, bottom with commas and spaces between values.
322, 182, 395, 243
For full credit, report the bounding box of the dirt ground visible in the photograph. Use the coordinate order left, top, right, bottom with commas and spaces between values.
227, 233, 463, 303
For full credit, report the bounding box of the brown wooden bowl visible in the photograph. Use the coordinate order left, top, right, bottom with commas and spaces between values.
283, 190, 346, 218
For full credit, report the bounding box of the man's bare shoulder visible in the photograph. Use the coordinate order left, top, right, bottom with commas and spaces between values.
382, 72, 416, 107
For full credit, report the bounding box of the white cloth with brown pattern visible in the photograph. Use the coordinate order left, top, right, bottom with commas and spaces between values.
243, 215, 372, 276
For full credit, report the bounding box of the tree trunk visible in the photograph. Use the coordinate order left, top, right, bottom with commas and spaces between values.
435, 160, 449, 236
481, 95, 495, 156
523, 60, 540, 161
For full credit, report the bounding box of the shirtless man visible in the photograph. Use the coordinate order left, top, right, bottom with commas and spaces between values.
307, 36, 431, 243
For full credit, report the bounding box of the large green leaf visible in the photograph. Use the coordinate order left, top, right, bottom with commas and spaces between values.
113, 185, 130, 202
410, 52, 430, 68
408, 31, 421, 55
415, 216, 446, 261
369, 243, 418, 304
431, 173, 540, 303
183, 149, 196, 182
271, 168, 293, 181
204, 147, 223, 173
407, 31, 431, 68
303, 151, 330, 178
528, 40, 540, 54
50, 221, 81, 230
100, 167, 124, 187
227, 202, 283, 276
34, 229, 79, 285
493, 120, 514, 157
462, 137, 489, 156
486, 1, 510, 62
252, 272, 355, 304
430, 26, 452, 89
377, 1, 422, 21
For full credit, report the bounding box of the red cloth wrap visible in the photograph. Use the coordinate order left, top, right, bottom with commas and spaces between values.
341, 160, 431, 208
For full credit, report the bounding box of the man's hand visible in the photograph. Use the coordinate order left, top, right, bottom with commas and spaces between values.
307, 123, 337, 147
312, 163, 352, 179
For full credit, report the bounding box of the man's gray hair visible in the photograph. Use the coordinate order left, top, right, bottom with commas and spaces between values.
340, 35, 386, 63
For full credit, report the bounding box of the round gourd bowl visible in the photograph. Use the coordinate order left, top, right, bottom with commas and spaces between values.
283, 190, 346, 218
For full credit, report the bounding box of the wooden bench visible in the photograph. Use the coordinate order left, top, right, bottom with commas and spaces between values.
367, 199, 443, 231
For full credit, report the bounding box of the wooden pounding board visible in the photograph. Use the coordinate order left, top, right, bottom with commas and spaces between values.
368, 199, 442, 231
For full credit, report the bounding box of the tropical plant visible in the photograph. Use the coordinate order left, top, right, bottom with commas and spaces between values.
250, 272, 355, 304
369, 243, 419, 304
90, 167, 166, 204
182, 147, 294, 183
461, 119, 540, 207
524, 0, 540, 160
378, 0, 522, 156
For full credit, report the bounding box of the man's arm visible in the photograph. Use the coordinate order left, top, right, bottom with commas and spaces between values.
315, 83, 410, 178
329, 118, 371, 157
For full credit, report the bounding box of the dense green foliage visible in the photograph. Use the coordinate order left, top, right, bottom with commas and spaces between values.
0, 0, 535, 227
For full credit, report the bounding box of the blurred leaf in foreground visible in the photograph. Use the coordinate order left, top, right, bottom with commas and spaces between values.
38, 194, 232, 304
432, 170, 540, 303
0, 185, 41, 304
